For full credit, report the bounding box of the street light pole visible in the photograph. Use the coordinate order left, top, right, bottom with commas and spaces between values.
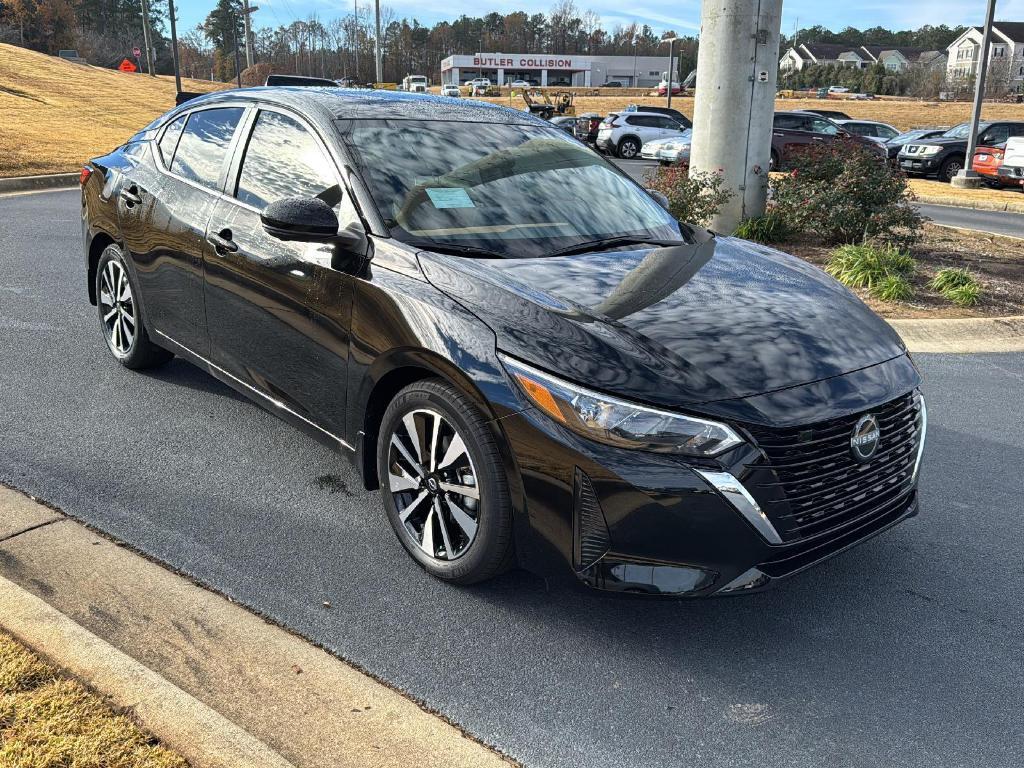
167, 0, 181, 93
689, 0, 783, 232
374, 0, 383, 84
242, 0, 255, 69
952, 0, 998, 189
666, 35, 677, 108
139, 0, 155, 76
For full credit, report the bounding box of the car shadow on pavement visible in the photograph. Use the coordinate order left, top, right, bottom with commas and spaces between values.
140, 359, 249, 404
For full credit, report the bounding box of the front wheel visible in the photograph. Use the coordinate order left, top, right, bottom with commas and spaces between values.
377, 379, 514, 584
95, 245, 172, 369
939, 155, 964, 183
617, 137, 640, 159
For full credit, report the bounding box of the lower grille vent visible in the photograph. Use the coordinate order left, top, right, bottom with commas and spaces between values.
574, 469, 610, 570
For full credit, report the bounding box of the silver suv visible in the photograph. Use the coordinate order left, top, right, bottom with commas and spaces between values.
595, 112, 690, 158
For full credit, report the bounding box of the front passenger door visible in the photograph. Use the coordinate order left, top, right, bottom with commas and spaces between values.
203, 108, 358, 436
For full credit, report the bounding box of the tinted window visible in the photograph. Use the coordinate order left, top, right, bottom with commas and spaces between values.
158, 115, 186, 166
876, 125, 899, 139
773, 114, 804, 130
980, 124, 1010, 145
808, 118, 839, 135
171, 107, 244, 190
236, 111, 335, 209
626, 115, 659, 127
843, 123, 872, 136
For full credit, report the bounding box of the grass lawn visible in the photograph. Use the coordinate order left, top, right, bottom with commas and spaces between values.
0, 631, 187, 768
908, 179, 1024, 212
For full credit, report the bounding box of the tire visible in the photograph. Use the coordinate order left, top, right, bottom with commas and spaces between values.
938, 155, 964, 183
617, 137, 640, 159
95, 244, 172, 370
377, 379, 514, 584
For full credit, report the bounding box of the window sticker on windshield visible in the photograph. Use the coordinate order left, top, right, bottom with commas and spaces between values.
426, 187, 475, 209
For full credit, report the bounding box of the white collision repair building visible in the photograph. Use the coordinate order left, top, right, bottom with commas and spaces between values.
440, 52, 675, 88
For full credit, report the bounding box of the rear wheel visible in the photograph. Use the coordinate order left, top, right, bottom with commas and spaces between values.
95, 245, 172, 370
617, 137, 640, 159
377, 379, 514, 584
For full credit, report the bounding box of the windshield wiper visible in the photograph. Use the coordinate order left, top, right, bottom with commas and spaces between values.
546, 235, 683, 259
407, 241, 507, 259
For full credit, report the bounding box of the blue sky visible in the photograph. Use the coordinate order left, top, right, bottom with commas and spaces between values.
175, 0, 1024, 40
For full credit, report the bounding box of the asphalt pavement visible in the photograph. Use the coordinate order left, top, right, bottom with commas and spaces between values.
2, 189, 1023, 768
614, 158, 1024, 238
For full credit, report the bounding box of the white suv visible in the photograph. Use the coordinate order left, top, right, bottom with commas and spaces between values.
595, 112, 690, 159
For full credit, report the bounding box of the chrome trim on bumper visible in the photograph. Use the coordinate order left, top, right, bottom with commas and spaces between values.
695, 469, 784, 545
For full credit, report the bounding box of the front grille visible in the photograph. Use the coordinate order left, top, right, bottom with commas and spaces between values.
745, 392, 922, 543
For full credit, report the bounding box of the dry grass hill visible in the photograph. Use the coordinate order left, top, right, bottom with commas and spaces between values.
0, 44, 226, 177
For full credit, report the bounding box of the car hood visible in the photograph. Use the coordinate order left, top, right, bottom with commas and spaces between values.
417, 235, 907, 409
908, 136, 966, 149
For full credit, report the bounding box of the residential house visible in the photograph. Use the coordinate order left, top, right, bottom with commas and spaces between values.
780, 42, 945, 73
946, 21, 1024, 89
779, 42, 861, 71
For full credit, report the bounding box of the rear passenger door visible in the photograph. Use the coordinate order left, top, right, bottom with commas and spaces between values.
120, 105, 246, 356
203, 106, 359, 436
772, 114, 813, 162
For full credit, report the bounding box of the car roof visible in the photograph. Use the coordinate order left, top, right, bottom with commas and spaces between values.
166, 86, 545, 126
835, 119, 895, 127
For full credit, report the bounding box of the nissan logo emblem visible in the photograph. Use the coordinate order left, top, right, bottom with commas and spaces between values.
850, 414, 881, 462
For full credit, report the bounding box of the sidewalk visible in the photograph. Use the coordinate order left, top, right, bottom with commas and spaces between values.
0, 486, 513, 768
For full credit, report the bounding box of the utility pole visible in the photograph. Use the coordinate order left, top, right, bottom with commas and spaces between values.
374, 0, 383, 84
139, 0, 155, 76
167, 0, 181, 93
662, 34, 677, 108
952, 0, 997, 189
232, 18, 243, 87
241, 0, 255, 69
689, 0, 783, 232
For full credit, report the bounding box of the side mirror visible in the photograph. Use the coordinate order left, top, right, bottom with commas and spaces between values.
648, 190, 671, 210
261, 197, 340, 242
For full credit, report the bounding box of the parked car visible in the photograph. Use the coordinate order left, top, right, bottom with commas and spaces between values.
657, 80, 683, 96
508, 80, 531, 89
603, 80, 623, 88
898, 121, 1024, 182
574, 112, 604, 144
639, 132, 692, 164
771, 111, 884, 170
441, 84, 461, 97
82, 88, 925, 595
622, 104, 692, 129
1001, 136, 1024, 187
799, 108, 851, 121
882, 127, 948, 161
834, 119, 900, 143
596, 111, 690, 158
265, 74, 337, 87
548, 115, 578, 134
827, 85, 849, 93
971, 145, 1011, 187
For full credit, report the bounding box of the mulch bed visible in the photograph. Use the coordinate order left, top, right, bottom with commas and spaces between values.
784, 224, 1024, 319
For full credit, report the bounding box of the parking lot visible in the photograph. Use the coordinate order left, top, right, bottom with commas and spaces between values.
2, 188, 1023, 767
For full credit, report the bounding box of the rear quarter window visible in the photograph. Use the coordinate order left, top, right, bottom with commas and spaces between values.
158, 114, 187, 167
170, 107, 245, 190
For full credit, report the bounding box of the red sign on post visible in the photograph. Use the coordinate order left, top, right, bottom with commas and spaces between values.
132, 46, 141, 58
118, 58, 137, 72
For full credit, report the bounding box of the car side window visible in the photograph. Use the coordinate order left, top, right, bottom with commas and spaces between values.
845, 123, 870, 136
808, 118, 838, 135
980, 125, 1010, 145
772, 115, 802, 131
158, 115, 187, 167
877, 125, 898, 139
170, 107, 245, 191
235, 111, 337, 210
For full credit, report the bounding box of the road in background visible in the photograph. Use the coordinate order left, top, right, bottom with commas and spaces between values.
615, 158, 1024, 238
2, 190, 1023, 768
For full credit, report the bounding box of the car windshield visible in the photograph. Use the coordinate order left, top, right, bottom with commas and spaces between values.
942, 122, 986, 139
339, 119, 685, 258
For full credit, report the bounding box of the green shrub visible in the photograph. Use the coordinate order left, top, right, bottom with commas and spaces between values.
826, 243, 916, 289
733, 210, 791, 244
771, 139, 923, 248
872, 275, 914, 302
929, 268, 983, 306
646, 163, 734, 227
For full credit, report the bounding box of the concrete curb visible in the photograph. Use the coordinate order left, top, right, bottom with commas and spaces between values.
0, 486, 515, 768
914, 193, 1024, 215
0, 173, 79, 194
0, 574, 296, 768
887, 315, 1024, 353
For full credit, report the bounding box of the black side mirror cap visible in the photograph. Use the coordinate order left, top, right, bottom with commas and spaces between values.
261, 197, 340, 242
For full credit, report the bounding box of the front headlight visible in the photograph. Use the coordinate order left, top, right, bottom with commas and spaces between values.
500, 355, 744, 456
918, 145, 942, 156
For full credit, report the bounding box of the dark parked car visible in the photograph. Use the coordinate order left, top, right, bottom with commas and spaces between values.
82, 88, 926, 596
898, 121, 1024, 182
799, 108, 851, 121
771, 111, 883, 169
548, 115, 578, 134
882, 127, 948, 161
574, 112, 603, 144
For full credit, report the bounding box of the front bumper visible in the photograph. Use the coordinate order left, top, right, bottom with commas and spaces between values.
899, 156, 941, 173
499, 359, 925, 598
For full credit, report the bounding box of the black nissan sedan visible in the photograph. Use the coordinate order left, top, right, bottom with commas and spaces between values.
81, 88, 926, 596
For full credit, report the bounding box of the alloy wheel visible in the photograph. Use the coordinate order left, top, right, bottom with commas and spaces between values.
619, 139, 639, 158
98, 259, 136, 356
944, 160, 963, 181
387, 408, 480, 561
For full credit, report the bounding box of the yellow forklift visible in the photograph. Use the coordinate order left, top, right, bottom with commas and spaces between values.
521, 89, 575, 120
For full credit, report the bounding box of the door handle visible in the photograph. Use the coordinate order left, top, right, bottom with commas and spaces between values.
207, 229, 238, 254
812, 136, 824, 141
773, 132, 783, 137
120, 185, 142, 207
